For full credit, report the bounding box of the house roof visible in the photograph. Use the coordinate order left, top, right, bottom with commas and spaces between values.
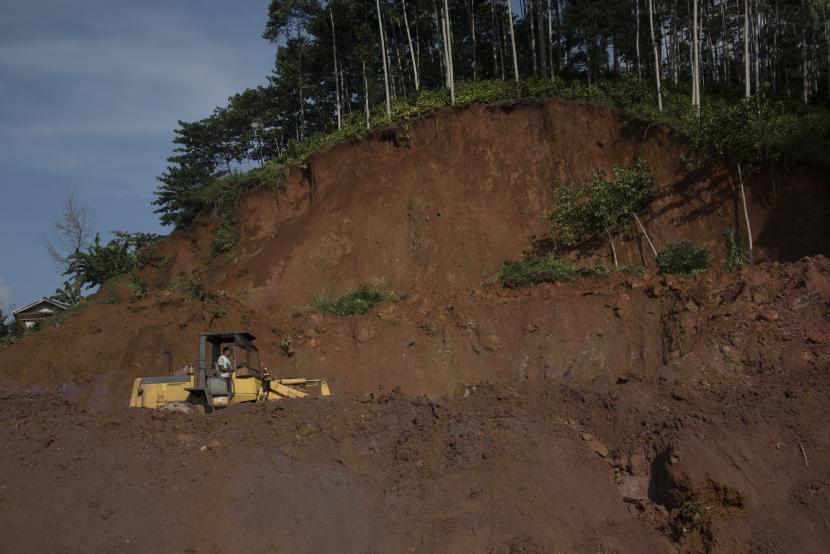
12, 297, 69, 316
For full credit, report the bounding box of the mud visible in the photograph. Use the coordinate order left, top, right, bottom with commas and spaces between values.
1, 97, 829, 552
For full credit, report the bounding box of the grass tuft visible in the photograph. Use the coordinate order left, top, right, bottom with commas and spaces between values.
311, 284, 397, 316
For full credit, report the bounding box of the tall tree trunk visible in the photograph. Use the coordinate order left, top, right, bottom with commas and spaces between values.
507, 0, 520, 82
737, 163, 754, 265
393, 22, 407, 97
745, 0, 752, 96
754, 0, 761, 96
491, 0, 504, 79
636, 0, 642, 78
376, 0, 392, 118
826, 0, 830, 100
442, 0, 456, 104
648, 0, 663, 111
692, 0, 701, 111
672, 0, 679, 85
330, 7, 341, 130
632, 212, 658, 258
434, 2, 446, 86
802, 0, 810, 104
363, 59, 370, 129
548, 0, 555, 77
606, 229, 619, 268
298, 47, 305, 141
529, 0, 538, 77
469, 0, 478, 80
537, 0, 548, 77
722, 0, 730, 86
402, 0, 420, 90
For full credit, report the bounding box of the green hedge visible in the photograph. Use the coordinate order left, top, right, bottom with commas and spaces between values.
656, 240, 711, 276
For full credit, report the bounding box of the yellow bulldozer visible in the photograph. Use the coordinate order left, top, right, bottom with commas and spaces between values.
129, 331, 330, 412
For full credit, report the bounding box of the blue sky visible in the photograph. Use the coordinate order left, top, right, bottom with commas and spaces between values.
0, 1, 532, 313
0, 0, 274, 311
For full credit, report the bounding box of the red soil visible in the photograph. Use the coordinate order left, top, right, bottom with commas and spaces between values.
1, 98, 829, 552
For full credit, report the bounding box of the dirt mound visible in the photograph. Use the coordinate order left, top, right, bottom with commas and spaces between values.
2, 260, 829, 552
3, 98, 829, 402
1, 98, 830, 552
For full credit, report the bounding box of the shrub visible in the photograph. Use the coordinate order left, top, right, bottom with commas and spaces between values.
723, 229, 745, 273
71, 231, 161, 289
104, 289, 121, 304
170, 274, 210, 302
496, 254, 577, 288
0, 309, 8, 339
122, 275, 148, 299
212, 216, 238, 254
311, 284, 397, 316
209, 304, 228, 319
618, 265, 648, 275
550, 159, 655, 251
656, 240, 711, 276
280, 335, 296, 357
233, 287, 250, 300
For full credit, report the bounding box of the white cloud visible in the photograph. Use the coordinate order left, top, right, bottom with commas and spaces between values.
0, 277, 12, 311
0, 1, 273, 191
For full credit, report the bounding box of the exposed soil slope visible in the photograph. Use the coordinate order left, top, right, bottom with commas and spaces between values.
3, 98, 829, 402
1, 97, 829, 552
1, 258, 829, 552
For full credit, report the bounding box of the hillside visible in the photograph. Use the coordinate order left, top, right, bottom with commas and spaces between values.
2, 98, 830, 552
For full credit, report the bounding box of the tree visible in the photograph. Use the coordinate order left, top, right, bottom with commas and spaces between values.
377, 0, 392, 118
70, 232, 161, 290
745, 0, 751, 97
401, 0, 420, 90
550, 159, 656, 267
506, 0, 520, 81
647, 0, 662, 111
52, 280, 81, 306
0, 308, 9, 340
263, 0, 321, 140
43, 192, 92, 302
692, 0, 701, 112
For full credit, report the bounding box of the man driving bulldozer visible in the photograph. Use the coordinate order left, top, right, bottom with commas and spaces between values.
217, 346, 233, 378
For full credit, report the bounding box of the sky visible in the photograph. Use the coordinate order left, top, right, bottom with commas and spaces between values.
0, 0, 275, 312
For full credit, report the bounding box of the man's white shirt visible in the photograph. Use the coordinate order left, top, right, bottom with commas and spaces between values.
217, 354, 232, 378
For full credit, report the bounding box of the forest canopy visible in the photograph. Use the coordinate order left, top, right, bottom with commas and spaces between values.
153, 0, 830, 228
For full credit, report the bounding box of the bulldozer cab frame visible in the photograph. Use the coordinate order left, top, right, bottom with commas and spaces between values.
190, 331, 261, 411
197, 331, 261, 379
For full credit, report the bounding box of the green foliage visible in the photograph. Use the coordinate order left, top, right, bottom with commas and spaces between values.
280, 335, 296, 357
618, 265, 648, 275
671, 499, 714, 544
0, 309, 8, 339
152, 0, 830, 232
496, 254, 648, 288
496, 254, 577, 288
8, 320, 26, 339
104, 289, 121, 304
169, 274, 210, 303
550, 159, 655, 247
209, 304, 228, 319
723, 229, 746, 273
212, 216, 239, 254
656, 240, 712, 276
122, 274, 148, 300
71, 231, 161, 290
233, 287, 250, 300
311, 284, 396, 316
169, 273, 227, 319
51, 280, 81, 306
684, 97, 830, 169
